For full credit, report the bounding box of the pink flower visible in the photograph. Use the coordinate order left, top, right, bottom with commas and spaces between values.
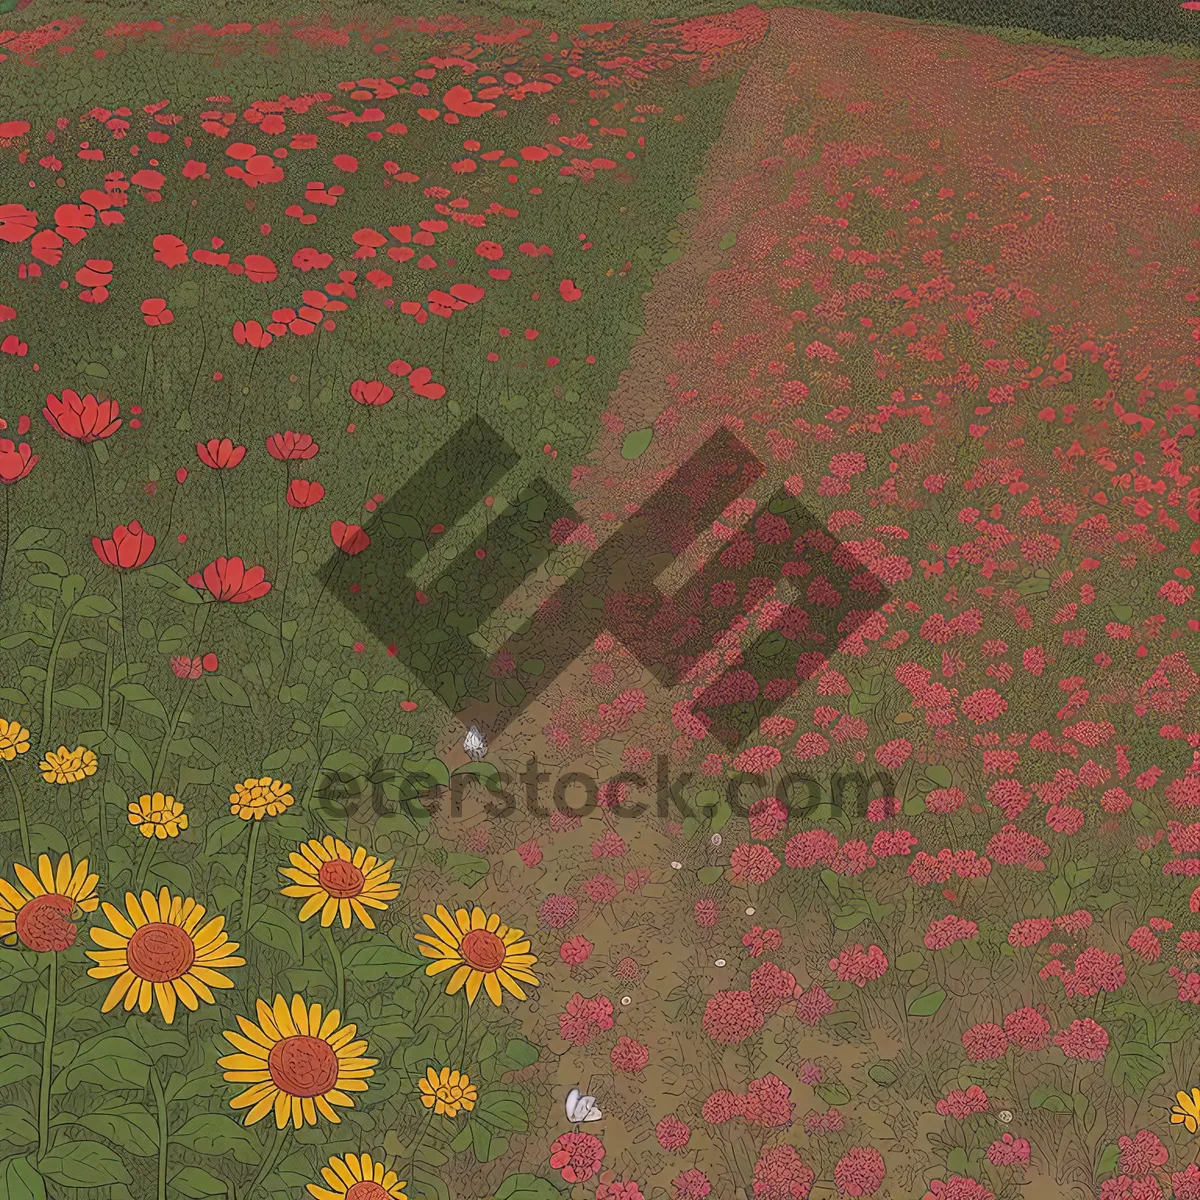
752, 1145, 813, 1200
1118, 1131, 1168, 1175
961, 1023, 1008, 1061
539, 893, 577, 928
744, 1074, 793, 1128
1054, 1017, 1109, 1060
655, 1114, 690, 1151
610, 1036, 649, 1074
923, 1178, 994, 1200
694, 898, 719, 927
748, 795, 789, 840
794, 984, 834, 1025
834, 1147, 885, 1197
986, 1134, 1030, 1166
517, 839, 542, 866
925, 915, 978, 949
1008, 918, 1053, 947
558, 993, 615, 1046
829, 944, 888, 987
703, 990, 763, 1044
730, 842, 782, 884
1004, 1006, 1051, 1050
750, 961, 796, 1013
702, 1090, 742, 1124
596, 1181, 645, 1200
671, 1169, 711, 1200
936, 1085, 989, 1119
559, 936, 593, 966
550, 1132, 604, 1184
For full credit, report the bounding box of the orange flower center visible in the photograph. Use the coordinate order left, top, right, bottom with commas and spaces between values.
126, 923, 196, 982
268, 1035, 339, 1098
459, 928, 507, 972
346, 1183, 391, 1200
318, 858, 366, 899
15, 894, 77, 952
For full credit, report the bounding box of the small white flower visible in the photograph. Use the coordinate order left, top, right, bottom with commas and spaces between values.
710, 833, 722, 847
745, 907, 756, 916
620, 996, 631, 1006
715, 959, 726, 967
997, 1110, 1013, 1123
670, 861, 682, 870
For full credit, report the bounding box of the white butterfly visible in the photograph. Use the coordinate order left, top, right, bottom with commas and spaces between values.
463, 724, 488, 761
565, 1088, 603, 1123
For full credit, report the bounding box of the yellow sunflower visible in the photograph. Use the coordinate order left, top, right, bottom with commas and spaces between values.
417, 1066, 476, 1118
0, 853, 99, 952
219, 994, 376, 1129
414, 905, 539, 1007
280, 837, 401, 929
306, 1152, 408, 1200
86, 888, 243, 1024
39, 745, 98, 785
231, 776, 294, 820
128, 792, 188, 839
1173, 1087, 1200, 1134
0, 718, 30, 760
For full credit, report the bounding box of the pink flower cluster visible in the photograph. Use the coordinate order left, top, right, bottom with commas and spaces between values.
559, 993, 615, 1047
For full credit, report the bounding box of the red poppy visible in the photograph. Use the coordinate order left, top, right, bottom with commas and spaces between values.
350, 379, 394, 406
0, 439, 36, 484
187, 556, 272, 603
232, 319, 272, 349
287, 479, 325, 508
330, 521, 370, 555
43, 389, 121, 442
196, 438, 246, 470
141, 297, 174, 327
266, 430, 318, 460
93, 520, 155, 570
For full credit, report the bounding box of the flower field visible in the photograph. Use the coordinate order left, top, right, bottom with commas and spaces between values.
1, 4, 1200, 1200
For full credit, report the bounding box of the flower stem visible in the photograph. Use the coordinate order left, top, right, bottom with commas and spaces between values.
3, 760, 30, 863
40, 602, 76, 742
249, 1123, 286, 1196
150, 1066, 169, 1200
95, 778, 107, 859
241, 819, 261, 930
134, 835, 156, 893
322, 925, 344, 1016
38, 950, 58, 1157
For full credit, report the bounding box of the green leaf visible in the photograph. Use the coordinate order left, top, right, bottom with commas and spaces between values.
402, 758, 450, 789
73, 595, 115, 618
171, 1165, 231, 1198
868, 1062, 898, 1087
475, 1088, 529, 1132
894, 952, 924, 971
248, 906, 302, 960
205, 816, 246, 856
53, 684, 103, 710
620, 428, 653, 459
172, 1113, 260, 1164
341, 943, 423, 983
124, 1016, 188, 1062
60, 1035, 150, 1092
492, 1175, 564, 1200
718, 230, 737, 251
1029, 1084, 1070, 1113
1096, 1143, 1120, 1178
446, 852, 490, 888
815, 1082, 851, 1106
0, 1012, 43, 1043
0, 1054, 38, 1088
140, 564, 204, 604
38, 1139, 131, 1187
380, 513, 424, 540
497, 1038, 539, 1070
12, 527, 52, 554
113, 683, 168, 723
696, 865, 725, 885
906, 987, 946, 1017
1110, 1041, 1163, 1097
205, 676, 251, 708
72, 1103, 159, 1158
0, 1105, 38, 1146
2, 1156, 45, 1200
